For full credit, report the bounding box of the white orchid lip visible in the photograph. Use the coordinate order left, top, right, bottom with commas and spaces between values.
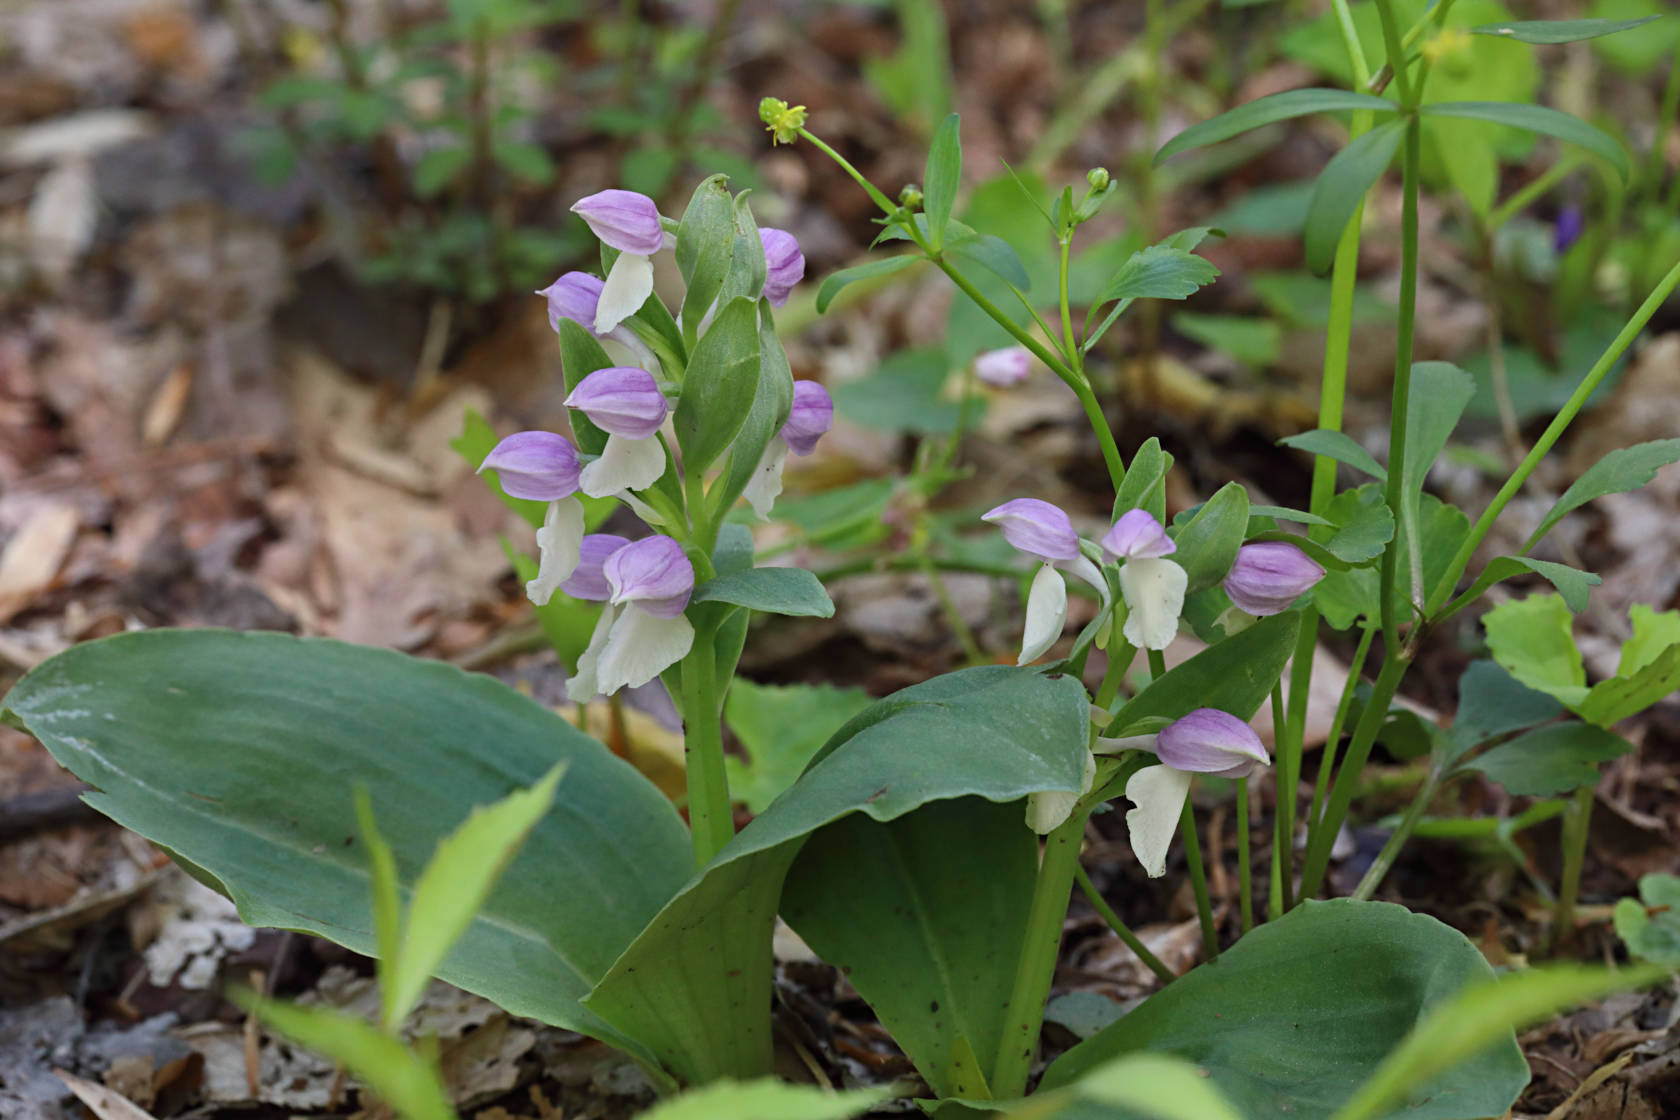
478, 431, 581, 501
1119, 555, 1187, 651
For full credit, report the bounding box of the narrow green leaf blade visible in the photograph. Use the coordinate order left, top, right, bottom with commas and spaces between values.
815, 255, 920, 314
1155, 89, 1398, 164
1471, 17, 1658, 44
692, 567, 835, 618
1304, 119, 1406, 274
1532, 438, 1680, 543
353, 790, 403, 1028
1421, 101, 1629, 179
924, 113, 962, 250
1279, 429, 1387, 482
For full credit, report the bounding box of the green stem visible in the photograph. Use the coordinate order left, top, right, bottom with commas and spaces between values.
1553, 784, 1594, 952
1236, 777, 1253, 934
1307, 624, 1376, 837
1180, 798, 1219, 963
1058, 236, 1078, 362
1271, 682, 1296, 912
992, 809, 1087, 1097
1075, 865, 1175, 985
1094, 637, 1137, 712
1371, 0, 1414, 107
1351, 772, 1438, 900
1379, 116, 1422, 654
797, 128, 898, 214
680, 622, 733, 866
1426, 256, 1680, 616
1299, 652, 1410, 900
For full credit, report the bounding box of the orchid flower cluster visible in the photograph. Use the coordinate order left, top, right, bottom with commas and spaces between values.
984, 494, 1325, 874
477, 184, 830, 701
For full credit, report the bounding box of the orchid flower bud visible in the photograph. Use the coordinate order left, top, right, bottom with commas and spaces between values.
759, 228, 805, 308
570, 189, 664, 256
1223, 541, 1325, 617
604, 535, 694, 620
1102, 509, 1176, 561
1155, 708, 1270, 779
981, 498, 1081, 564
974, 346, 1032, 387
559, 534, 630, 601
782, 380, 834, 456
477, 431, 581, 501
537, 272, 606, 334
566, 367, 669, 440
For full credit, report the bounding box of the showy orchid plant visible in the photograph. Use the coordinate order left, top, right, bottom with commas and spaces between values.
6, 6, 1680, 1120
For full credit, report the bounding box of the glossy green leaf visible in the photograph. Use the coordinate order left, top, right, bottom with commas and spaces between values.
1578, 643, 1680, 728
1304, 119, 1406, 274
676, 175, 736, 338
815, 255, 921, 314
1465, 722, 1632, 796
674, 298, 762, 474
1420, 102, 1629, 179
712, 308, 795, 520
1620, 605, 1680, 677
1483, 594, 1588, 706
1530, 438, 1680, 545
716, 192, 769, 308
237, 995, 457, 1120
1170, 482, 1250, 594
1471, 16, 1658, 42
1012, 1053, 1245, 1120
723, 681, 873, 814
948, 228, 1032, 292
1096, 244, 1221, 306
783, 797, 1033, 1099
0, 630, 691, 1074
557, 319, 616, 456
1332, 962, 1663, 1120
583, 668, 1090, 1086
635, 1080, 889, 1120
1439, 659, 1563, 767
1155, 89, 1398, 163
925, 113, 963, 250
384, 766, 563, 1033
1109, 611, 1299, 733
1041, 899, 1529, 1120
1113, 437, 1172, 524
1455, 555, 1600, 614
1279, 429, 1388, 483
1321, 491, 1395, 565
692, 567, 835, 618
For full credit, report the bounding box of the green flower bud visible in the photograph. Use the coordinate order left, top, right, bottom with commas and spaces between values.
898, 183, 924, 208
1087, 167, 1111, 191
759, 98, 808, 146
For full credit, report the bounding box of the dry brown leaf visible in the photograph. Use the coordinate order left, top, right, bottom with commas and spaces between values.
54, 1070, 158, 1120
0, 502, 79, 623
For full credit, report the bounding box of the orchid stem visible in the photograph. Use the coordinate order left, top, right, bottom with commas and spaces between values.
680, 621, 733, 866
1076, 864, 1175, 984
1236, 778, 1253, 934
1271, 683, 1296, 913
1180, 798, 1219, 964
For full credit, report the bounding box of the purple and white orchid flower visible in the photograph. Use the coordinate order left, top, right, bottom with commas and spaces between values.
1223, 541, 1325, 618
743, 380, 834, 519
565, 366, 670, 498
759, 228, 805, 307
571, 189, 665, 334
974, 346, 1032, 387
1102, 509, 1186, 652
566, 534, 696, 700
537, 270, 661, 373
982, 498, 1108, 666
478, 431, 586, 606
1102, 708, 1270, 877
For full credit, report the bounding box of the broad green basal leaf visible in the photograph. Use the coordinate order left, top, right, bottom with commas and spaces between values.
582, 667, 1090, 1087
1483, 593, 1587, 707
1107, 611, 1299, 734
0, 630, 691, 1072
1040, 899, 1529, 1120
1463, 722, 1632, 796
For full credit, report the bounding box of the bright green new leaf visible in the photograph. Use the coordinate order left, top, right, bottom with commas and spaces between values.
676, 175, 736, 337
1530, 439, 1680, 546
692, 567, 835, 618
1304, 119, 1406, 274
1471, 16, 1658, 42
1042, 900, 1530, 1120
723, 681, 873, 814
924, 114, 962, 250
354, 790, 403, 1016
1279, 429, 1388, 482
1619, 604, 1680, 678
0, 630, 692, 1075
1420, 102, 1629, 180
1465, 722, 1632, 796
1331, 962, 1663, 1120
583, 668, 1090, 1086
674, 298, 762, 475
1154, 88, 1398, 164
815, 255, 921, 314
237, 995, 457, 1120
634, 1079, 889, 1120
1614, 874, 1680, 968
1109, 611, 1299, 733
1170, 482, 1250, 594
1011, 1053, 1244, 1120
1483, 594, 1588, 707
382, 766, 564, 1033
1113, 437, 1172, 524
1096, 243, 1221, 306
1577, 643, 1680, 728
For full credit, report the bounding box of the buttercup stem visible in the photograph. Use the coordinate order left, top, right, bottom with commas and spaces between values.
1271, 682, 1296, 913
1300, 652, 1410, 900
1378, 116, 1423, 655
680, 621, 734, 866
1075, 864, 1176, 984
992, 808, 1088, 1098
1236, 777, 1253, 934
1058, 236, 1078, 362
1426, 256, 1680, 617
1307, 624, 1376, 839
1552, 783, 1594, 952
1180, 798, 1220, 963
1351, 772, 1438, 900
